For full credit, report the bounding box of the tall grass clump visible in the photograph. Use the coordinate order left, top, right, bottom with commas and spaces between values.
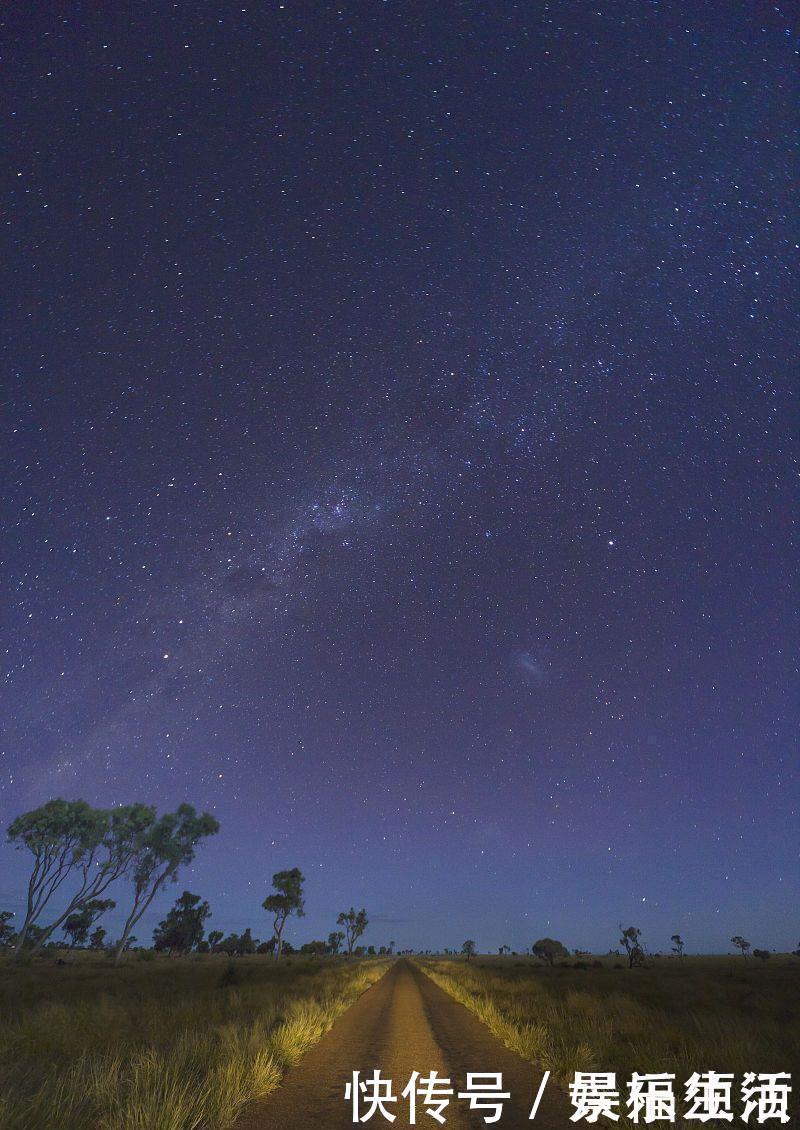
0, 954, 390, 1129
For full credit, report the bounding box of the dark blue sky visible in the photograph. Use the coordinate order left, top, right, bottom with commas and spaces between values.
2, 3, 797, 954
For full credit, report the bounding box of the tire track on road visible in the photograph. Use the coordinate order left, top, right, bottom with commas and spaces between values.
237, 958, 569, 1129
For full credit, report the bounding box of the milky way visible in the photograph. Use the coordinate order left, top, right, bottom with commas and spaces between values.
2, 4, 796, 951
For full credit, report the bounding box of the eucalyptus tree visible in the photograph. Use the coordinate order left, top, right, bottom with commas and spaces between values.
327, 929, 345, 956
532, 938, 569, 966
89, 926, 107, 950
112, 804, 219, 965
8, 800, 153, 958
152, 890, 211, 955
8, 800, 103, 955
337, 907, 368, 958
619, 925, 646, 968
63, 898, 116, 948
263, 868, 305, 960
731, 935, 751, 961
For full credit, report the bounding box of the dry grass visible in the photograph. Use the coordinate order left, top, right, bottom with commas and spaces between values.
0, 953, 389, 1129
416, 954, 799, 1127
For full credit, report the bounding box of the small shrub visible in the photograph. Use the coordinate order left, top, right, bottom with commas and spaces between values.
218, 960, 240, 988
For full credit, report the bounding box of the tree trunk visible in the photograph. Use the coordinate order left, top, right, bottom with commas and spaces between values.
113, 917, 136, 966
11, 883, 40, 958
28, 920, 61, 957
27, 868, 116, 957
112, 884, 155, 966
12, 919, 31, 958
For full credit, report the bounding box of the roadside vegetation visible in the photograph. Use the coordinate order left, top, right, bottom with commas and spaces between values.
3, 798, 384, 962
0, 952, 390, 1130
416, 953, 798, 1124
1, 798, 390, 1128
4, 800, 796, 1126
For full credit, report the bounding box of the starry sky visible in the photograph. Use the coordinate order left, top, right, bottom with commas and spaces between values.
2, 3, 797, 955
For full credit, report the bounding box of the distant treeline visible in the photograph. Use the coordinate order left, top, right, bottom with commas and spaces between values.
2, 799, 791, 966
1, 798, 371, 965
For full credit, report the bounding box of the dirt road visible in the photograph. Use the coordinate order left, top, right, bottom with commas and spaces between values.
238, 959, 569, 1129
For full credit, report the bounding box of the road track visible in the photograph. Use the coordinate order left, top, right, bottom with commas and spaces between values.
237, 958, 569, 1129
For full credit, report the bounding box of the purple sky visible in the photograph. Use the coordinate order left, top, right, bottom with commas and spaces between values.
2, 2, 797, 954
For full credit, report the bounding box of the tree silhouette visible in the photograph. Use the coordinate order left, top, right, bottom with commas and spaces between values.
62, 898, 116, 948
619, 925, 646, 967
263, 868, 305, 960
112, 805, 219, 966
0, 911, 15, 948
8, 800, 148, 957
153, 890, 211, 955
532, 937, 569, 966
337, 907, 368, 958
462, 939, 476, 960
89, 926, 107, 950
731, 935, 751, 960
300, 939, 328, 956
238, 927, 256, 955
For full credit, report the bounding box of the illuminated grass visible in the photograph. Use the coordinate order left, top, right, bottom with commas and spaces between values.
416, 955, 798, 1127
0, 954, 389, 1129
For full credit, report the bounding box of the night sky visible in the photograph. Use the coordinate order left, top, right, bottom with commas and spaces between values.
2, 4, 797, 955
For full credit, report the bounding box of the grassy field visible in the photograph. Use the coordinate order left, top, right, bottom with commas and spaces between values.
3, 951, 796, 1129
0, 952, 389, 1130
417, 954, 799, 1124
